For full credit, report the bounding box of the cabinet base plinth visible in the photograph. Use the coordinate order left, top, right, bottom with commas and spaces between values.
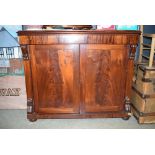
27, 111, 129, 121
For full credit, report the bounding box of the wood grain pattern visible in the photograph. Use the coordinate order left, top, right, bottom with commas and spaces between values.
134, 65, 155, 95
131, 87, 155, 113
18, 30, 140, 45
18, 30, 140, 121
20, 45, 34, 112
29, 45, 80, 114
131, 64, 155, 116
80, 44, 128, 113
131, 105, 155, 124
134, 80, 155, 95
125, 44, 138, 98
27, 111, 128, 120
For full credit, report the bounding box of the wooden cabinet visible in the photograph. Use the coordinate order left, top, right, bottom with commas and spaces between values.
18, 30, 140, 121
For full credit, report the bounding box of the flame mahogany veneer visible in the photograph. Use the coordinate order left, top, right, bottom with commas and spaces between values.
18, 30, 140, 122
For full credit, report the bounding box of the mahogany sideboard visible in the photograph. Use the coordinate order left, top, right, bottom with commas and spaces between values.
18, 30, 140, 122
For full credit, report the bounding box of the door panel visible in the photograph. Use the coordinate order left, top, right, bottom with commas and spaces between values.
29, 45, 80, 114
80, 44, 128, 113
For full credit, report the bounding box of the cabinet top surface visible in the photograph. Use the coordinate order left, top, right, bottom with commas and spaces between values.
18, 30, 141, 35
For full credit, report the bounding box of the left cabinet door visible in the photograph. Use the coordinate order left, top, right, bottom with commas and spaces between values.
29, 45, 80, 114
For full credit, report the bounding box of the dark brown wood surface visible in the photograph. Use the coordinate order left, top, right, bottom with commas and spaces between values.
18, 30, 140, 45
18, 30, 140, 121
80, 44, 128, 113
29, 44, 80, 114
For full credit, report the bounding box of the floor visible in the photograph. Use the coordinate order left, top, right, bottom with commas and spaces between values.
0, 109, 155, 129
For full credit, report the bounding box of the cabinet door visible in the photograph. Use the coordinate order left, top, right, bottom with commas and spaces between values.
80, 44, 128, 113
29, 45, 80, 114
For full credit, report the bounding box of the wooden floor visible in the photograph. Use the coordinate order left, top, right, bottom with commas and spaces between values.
0, 75, 26, 109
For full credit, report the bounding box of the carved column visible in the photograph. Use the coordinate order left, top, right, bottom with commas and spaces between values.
21, 45, 35, 121
125, 44, 138, 113
21, 45, 29, 60
129, 44, 137, 59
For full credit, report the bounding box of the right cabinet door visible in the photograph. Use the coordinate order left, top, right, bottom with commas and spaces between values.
80, 44, 129, 113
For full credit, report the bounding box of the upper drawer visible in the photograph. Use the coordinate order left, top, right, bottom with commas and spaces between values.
18, 31, 140, 45
18, 34, 88, 44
